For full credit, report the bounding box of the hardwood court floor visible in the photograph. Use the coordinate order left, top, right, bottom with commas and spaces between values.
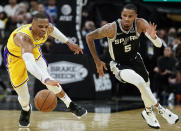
0, 106, 181, 131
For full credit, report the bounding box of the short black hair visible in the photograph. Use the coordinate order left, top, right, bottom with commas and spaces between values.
123, 4, 137, 13
33, 13, 48, 20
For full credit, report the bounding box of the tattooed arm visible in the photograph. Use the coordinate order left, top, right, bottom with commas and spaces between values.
86, 22, 115, 77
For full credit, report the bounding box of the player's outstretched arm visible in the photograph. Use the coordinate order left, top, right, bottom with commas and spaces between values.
86, 23, 115, 77
14, 33, 59, 87
48, 24, 83, 54
139, 18, 162, 48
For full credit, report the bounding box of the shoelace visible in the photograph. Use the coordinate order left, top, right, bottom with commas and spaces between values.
158, 106, 165, 114
146, 111, 153, 116
146, 111, 158, 123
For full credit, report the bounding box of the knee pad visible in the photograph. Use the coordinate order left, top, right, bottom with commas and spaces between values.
137, 80, 146, 89
120, 69, 145, 87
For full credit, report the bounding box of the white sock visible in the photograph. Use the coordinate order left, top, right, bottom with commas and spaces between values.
60, 93, 72, 108
145, 107, 153, 113
156, 104, 165, 114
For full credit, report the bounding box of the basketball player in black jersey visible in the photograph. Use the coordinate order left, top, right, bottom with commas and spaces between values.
86, 4, 179, 129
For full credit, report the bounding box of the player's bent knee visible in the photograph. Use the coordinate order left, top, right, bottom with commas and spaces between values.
133, 76, 146, 88
120, 69, 146, 87
136, 80, 146, 89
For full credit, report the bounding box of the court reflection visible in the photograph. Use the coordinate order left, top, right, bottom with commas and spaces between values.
37, 119, 86, 131
37, 107, 111, 131
18, 128, 30, 131
0, 106, 180, 131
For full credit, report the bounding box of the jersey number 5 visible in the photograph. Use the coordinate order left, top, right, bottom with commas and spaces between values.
124, 44, 131, 52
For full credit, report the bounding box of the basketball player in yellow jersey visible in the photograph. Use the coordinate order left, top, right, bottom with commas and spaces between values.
4, 13, 87, 127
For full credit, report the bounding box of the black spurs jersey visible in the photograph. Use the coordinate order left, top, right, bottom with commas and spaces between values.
108, 18, 140, 63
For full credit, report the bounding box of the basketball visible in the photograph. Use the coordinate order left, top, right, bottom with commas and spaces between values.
34, 89, 57, 112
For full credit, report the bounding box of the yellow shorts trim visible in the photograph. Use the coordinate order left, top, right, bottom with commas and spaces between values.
11, 78, 29, 88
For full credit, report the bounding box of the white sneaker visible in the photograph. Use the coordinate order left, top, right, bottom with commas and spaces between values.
141, 109, 160, 129
158, 107, 179, 124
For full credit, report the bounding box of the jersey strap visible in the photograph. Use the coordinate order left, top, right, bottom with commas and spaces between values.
116, 19, 122, 33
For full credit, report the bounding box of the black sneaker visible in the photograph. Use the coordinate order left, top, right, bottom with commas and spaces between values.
19, 105, 31, 127
68, 102, 87, 119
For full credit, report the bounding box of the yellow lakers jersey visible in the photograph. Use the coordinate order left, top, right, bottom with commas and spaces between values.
7, 24, 48, 60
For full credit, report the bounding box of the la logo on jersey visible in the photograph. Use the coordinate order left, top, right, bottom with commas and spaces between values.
114, 35, 138, 45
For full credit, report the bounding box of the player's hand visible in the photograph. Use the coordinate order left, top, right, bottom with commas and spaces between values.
146, 22, 157, 39
95, 60, 108, 77
44, 78, 61, 87
67, 41, 83, 55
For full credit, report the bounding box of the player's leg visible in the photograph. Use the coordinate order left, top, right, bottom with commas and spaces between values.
145, 81, 179, 124
110, 61, 160, 128
110, 60, 179, 127
135, 55, 179, 125
110, 61, 157, 106
154, 98, 179, 124
119, 69, 157, 105
36, 57, 87, 118
121, 69, 161, 128
4, 50, 31, 127
14, 83, 31, 127
145, 80, 179, 124
47, 84, 87, 118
